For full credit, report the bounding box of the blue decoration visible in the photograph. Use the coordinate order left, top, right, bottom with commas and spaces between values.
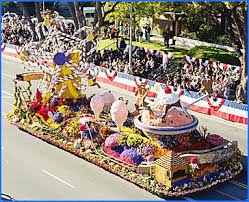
53, 51, 70, 65
53, 112, 63, 123
113, 146, 124, 154
69, 103, 80, 111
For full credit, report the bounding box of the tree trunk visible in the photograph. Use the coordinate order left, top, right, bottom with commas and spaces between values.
35, 2, 45, 41
20, 2, 38, 41
94, 2, 103, 33
67, 2, 79, 30
234, 4, 247, 103
93, 3, 98, 28
74, 2, 86, 39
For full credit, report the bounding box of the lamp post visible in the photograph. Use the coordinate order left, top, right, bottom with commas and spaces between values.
129, 3, 133, 71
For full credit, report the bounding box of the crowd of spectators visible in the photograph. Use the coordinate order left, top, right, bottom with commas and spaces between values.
93, 38, 241, 102
93, 38, 165, 77
2, 18, 33, 46
2, 16, 241, 102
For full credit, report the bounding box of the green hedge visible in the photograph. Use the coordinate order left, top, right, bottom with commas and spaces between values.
188, 46, 241, 66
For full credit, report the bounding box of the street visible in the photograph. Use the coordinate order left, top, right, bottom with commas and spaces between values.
2, 58, 248, 200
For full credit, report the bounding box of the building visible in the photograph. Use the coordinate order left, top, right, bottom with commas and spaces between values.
154, 150, 188, 187
83, 7, 95, 26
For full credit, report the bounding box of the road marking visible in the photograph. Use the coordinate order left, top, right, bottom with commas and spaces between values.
229, 180, 248, 189
42, 169, 76, 189
2, 72, 14, 79
2, 90, 13, 97
213, 189, 240, 200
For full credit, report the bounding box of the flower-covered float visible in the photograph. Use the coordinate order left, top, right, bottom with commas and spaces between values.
6, 22, 243, 199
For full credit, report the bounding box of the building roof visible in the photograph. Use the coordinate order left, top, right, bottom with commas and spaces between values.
155, 150, 188, 170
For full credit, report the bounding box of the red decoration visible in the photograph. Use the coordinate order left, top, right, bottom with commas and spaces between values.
190, 157, 198, 164
105, 69, 117, 81
164, 86, 172, 94
36, 89, 42, 102
134, 77, 149, 88
79, 123, 86, 131
37, 105, 49, 120
30, 102, 42, 112
178, 89, 184, 97
207, 97, 225, 111
1, 44, 6, 52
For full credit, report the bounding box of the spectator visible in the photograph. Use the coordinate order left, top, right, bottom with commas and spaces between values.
163, 28, 171, 47
104, 27, 108, 39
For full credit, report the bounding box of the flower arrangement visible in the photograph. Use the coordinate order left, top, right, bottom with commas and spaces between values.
11, 121, 243, 198
105, 133, 120, 148
127, 134, 148, 148
120, 148, 144, 166
118, 132, 129, 146
192, 164, 219, 179
103, 144, 120, 159
138, 142, 157, 157
98, 126, 112, 140
53, 112, 63, 123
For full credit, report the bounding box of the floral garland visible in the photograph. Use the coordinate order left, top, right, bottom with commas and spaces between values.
12, 122, 243, 198
134, 77, 149, 88
207, 97, 225, 111
105, 69, 117, 81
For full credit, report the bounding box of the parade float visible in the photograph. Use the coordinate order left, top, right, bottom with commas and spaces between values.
6, 12, 243, 198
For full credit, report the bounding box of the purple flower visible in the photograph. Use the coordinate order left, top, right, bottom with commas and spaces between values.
120, 148, 144, 165
51, 97, 59, 106
138, 142, 157, 157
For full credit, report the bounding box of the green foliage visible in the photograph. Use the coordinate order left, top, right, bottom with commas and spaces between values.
180, 32, 199, 40
188, 46, 240, 65
197, 24, 219, 43
105, 2, 163, 26
216, 35, 233, 47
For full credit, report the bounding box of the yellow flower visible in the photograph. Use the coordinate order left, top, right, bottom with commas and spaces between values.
43, 92, 51, 103
58, 105, 70, 114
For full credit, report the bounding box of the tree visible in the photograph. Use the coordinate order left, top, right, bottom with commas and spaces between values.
67, 2, 79, 30
74, 2, 86, 39
93, 2, 119, 32
35, 2, 45, 41
151, 2, 247, 103
224, 2, 247, 103
19, 2, 38, 41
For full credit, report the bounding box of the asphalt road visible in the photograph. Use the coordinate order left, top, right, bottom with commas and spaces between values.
1, 58, 248, 200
